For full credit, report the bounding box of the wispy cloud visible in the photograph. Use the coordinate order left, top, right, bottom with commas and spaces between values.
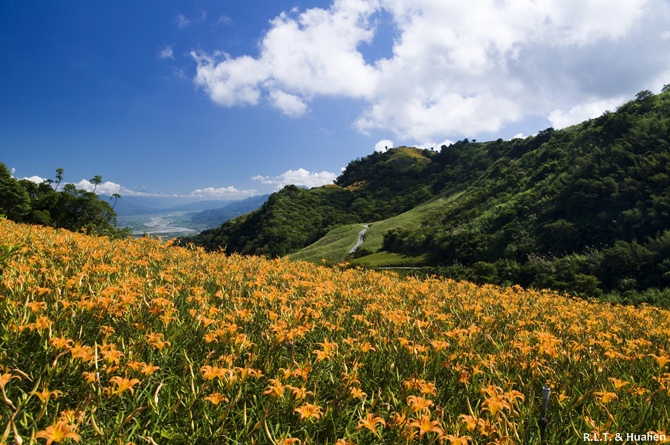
191, 0, 670, 143
216, 15, 232, 26
252, 168, 337, 189
159, 45, 175, 60
177, 12, 207, 29
177, 14, 192, 29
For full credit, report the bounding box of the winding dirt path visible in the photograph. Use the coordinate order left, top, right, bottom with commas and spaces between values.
349, 224, 370, 253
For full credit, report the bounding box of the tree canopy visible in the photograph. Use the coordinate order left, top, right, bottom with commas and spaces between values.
0, 165, 129, 237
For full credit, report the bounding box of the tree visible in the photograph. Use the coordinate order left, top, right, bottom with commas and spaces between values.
54, 168, 64, 191
110, 193, 121, 210
636, 90, 653, 101
0, 163, 31, 221
90, 175, 102, 192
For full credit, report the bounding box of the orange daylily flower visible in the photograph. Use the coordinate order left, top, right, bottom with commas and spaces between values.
294, 402, 323, 421
609, 377, 629, 390
204, 392, 229, 405
108, 376, 140, 396
409, 414, 444, 439
288, 385, 313, 400
264, 378, 286, 398
406, 395, 434, 413
35, 387, 63, 403
35, 420, 81, 444
0, 372, 20, 390
595, 391, 618, 404
140, 362, 160, 376
650, 354, 670, 369
442, 434, 474, 445
50, 337, 74, 350
350, 387, 367, 399
69, 342, 94, 363
200, 365, 228, 381
458, 414, 478, 432
357, 412, 386, 438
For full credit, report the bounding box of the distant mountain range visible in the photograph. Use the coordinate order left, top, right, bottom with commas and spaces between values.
180, 88, 670, 306
189, 195, 270, 227
107, 194, 270, 235
105, 196, 235, 216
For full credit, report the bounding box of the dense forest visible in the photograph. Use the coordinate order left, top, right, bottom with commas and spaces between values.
0, 164, 129, 237
396, 89, 670, 306
181, 88, 670, 306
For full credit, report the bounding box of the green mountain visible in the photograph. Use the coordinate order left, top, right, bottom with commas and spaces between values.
180, 88, 670, 306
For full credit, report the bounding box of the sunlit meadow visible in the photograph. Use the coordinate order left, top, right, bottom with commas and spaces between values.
0, 219, 669, 444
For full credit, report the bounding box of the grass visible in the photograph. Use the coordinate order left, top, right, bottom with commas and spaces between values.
357, 192, 465, 254
287, 224, 366, 264
310, 184, 345, 194
289, 191, 466, 268
348, 252, 428, 268
383, 147, 434, 173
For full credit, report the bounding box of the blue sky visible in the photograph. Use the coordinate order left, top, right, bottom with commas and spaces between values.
2, 0, 670, 201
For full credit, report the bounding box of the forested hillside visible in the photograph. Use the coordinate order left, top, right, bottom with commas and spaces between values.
180, 88, 670, 305
390, 89, 670, 305
178, 147, 440, 256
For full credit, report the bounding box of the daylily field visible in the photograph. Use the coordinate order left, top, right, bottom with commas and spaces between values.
0, 219, 669, 444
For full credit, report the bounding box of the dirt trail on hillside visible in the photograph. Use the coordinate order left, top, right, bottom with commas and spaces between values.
349, 224, 370, 253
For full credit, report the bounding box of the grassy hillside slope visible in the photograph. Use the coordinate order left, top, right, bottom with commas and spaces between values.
290, 192, 465, 266
288, 223, 365, 263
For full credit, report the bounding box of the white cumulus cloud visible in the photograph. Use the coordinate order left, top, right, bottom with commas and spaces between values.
21, 175, 45, 183
269, 90, 309, 117
192, 0, 379, 110
415, 139, 454, 150
188, 186, 257, 200
74, 179, 126, 195
374, 139, 393, 152
252, 168, 337, 189
191, 0, 670, 143
548, 98, 625, 129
